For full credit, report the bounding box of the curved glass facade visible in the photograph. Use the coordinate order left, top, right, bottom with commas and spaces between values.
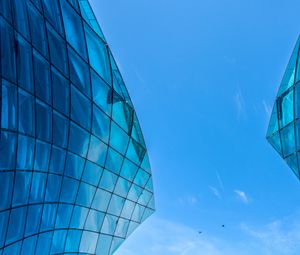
267, 36, 300, 179
0, 0, 155, 254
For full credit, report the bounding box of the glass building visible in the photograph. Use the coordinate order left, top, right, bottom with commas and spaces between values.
267, 36, 300, 179
0, 0, 155, 254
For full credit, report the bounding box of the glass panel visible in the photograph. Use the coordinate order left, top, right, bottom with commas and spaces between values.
69, 122, 90, 157
70, 206, 89, 229
65, 230, 81, 253
107, 195, 125, 217
91, 188, 111, 212
42, 0, 64, 35
280, 123, 296, 158
76, 182, 96, 207
96, 234, 112, 255
40, 204, 57, 231
120, 159, 139, 182
34, 140, 51, 171
278, 89, 294, 128
87, 135, 108, 166
79, 231, 98, 254
21, 236, 37, 255
0, 211, 9, 247
84, 24, 111, 84
93, 105, 110, 143
49, 145, 66, 174
15, 33, 33, 92
121, 200, 135, 219
35, 232, 52, 255
114, 177, 131, 198
71, 85, 91, 129
65, 152, 85, 180
61, 0, 87, 59
18, 88, 35, 136
25, 205, 43, 236
105, 147, 123, 174
17, 135, 35, 170
101, 214, 118, 235
0, 0, 12, 22
51, 230, 67, 254
0, 172, 14, 210
33, 50, 51, 104
60, 177, 79, 203
52, 67, 70, 116
109, 122, 129, 155
45, 174, 62, 202
47, 22, 68, 75
53, 110, 69, 148
55, 204, 73, 228
0, 17, 16, 82
11, 0, 30, 39
12, 172, 32, 206
30, 172, 47, 203
82, 161, 103, 186
100, 170, 118, 192
27, 2, 48, 57
1, 80, 17, 130
36, 99, 52, 142
84, 209, 104, 232
6, 207, 27, 244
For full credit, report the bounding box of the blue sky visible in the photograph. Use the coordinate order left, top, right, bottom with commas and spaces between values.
90, 1, 300, 254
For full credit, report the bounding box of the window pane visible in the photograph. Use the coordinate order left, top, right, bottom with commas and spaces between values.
18, 88, 35, 136
42, 0, 64, 35
82, 161, 103, 186
53, 111, 69, 148
87, 135, 107, 166
1, 80, 17, 130
7, 207, 27, 244
36, 99, 52, 142
0, 172, 14, 210
69, 122, 90, 157
92, 105, 110, 143
34, 140, 51, 171
17, 135, 35, 170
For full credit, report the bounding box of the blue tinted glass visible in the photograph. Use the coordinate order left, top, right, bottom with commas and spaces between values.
0, 172, 14, 209
3, 242, 21, 255
21, 236, 37, 255
0, 17, 16, 82
279, 89, 294, 128
30, 172, 47, 203
36, 100, 52, 142
53, 111, 69, 148
68, 47, 91, 96
69, 122, 90, 156
65, 152, 85, 179
281, 123, 296, 157
100, 170, 118, 192
12, 0, 30, 39
17, 135, 35, 170
0, 211, 9, 247
96, 234, 112, 255
120, 159, 139, 182
60, 177, 79, 203
51, 230, 67, 254
42, 0, 64, 34
15, 33, 33, 92
40, 204, 57, 231
70, 206, 88, 229
27, 2, 48, 57
105, 148, 123, 174
52, 67, 70, 116
0, 0, 12, 22
84, 24, 111, 84
65, 230, 81, 253
108, 195, 125, 217
55, 204, 73, 228
6, 207, 26, 244
47, 23, 68, 75
87, 135, 107, 166
34, 140, 51, 171
45, 174, 62, 202
79, 231, 98, 254
60, 0, 87, 59
71, 85, 91, 129
82, 161, 103, 186
110, 122, 129, 154
101, 214, 118, 235
91, 188, 111, 212
0, 132, 16, 170
12, 172, 31, 206
18, 88, 35, 136
85, 210, 104, 232
49, 146, 66, 174
25, 205, 43, 236
33, 51, 51, 103
92, 105, 110, 143
1, 80, 17, 130
35, 232, 52, 255
76, 182, 96, 207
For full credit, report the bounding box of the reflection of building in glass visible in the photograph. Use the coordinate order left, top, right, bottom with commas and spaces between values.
0, 0, 155, 254
267, 36, 300, 179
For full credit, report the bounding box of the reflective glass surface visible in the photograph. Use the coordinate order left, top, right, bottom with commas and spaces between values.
0, 0, 155, 254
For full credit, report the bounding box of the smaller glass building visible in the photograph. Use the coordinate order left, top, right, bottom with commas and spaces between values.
0, 0, 155, 254
267, 36, 300, 179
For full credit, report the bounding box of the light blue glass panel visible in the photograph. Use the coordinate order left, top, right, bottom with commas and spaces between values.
69, 122, 90, 157
12, 172, 31, 206
40, 204, 57, 231
3, 242, 21, 255
82, 161, 103, 186
35, 232, 52, 255
51, 230, 67, 254
85, 210, 104, 232
131, 204, 146, 222
110, 122, 130, 154
279, 89, 294, 128
70, 206, 89, 229
18, 88, 35, 136
61, 0, 87, 59
42, 0, 64, 34
6, 207, 26, 244
138, 189, 152, 206
17, 135, 35, 170
101, 214, 118, 235
127, 184, 143, 202
34, 140, 51, 171
47, 23, 68, 75
110, 237, 124, 254
100, 170, 118, 192
286, 153, 300, 178
87, 135, 108, 166
79, 231, 98, 254
0, 17, 16, 82
65, 152, 85, 179
96, 234, 112, 255
92, 70, 112, 115
30, 172, 47, 203
52, 67, 70, 116
92, 105, 110, 143
105, 148, 123, 174
112, 99, 133, 133
49, 146, 66, 174
126, 221, 139, 237
120, 159, 139, 182
126, 139, 146, 165
91, 188, 111, 212
15, 33, 33, 92
266, 104, 279, 137
84, 24, 111, 84
71, 85, 91, 129
45, 174, 62, 202
76, 182, 96, 207
134, 169, 150, 188
114, 177, 131, 198
0, 172, 13, 210
1, 81, 17, 130
36, 99, 52, 142
60, 177, 79, 203
55, 204, 73, 228
280, 123, 296, 158
65, 230, 81, 253
33, 51, 51, 104
121, 200, 135, 219
53, 111, 69, 148
25, 205, 42, 236
115, 218, 129, 238
108, 195, 125, 217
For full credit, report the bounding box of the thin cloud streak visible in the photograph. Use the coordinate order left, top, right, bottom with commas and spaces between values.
209, 186, 221, 199
234, 190, 249, 204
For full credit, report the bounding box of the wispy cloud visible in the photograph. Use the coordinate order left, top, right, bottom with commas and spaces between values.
209, 186, 221, 199
178, 195, 198, 206
234, 190, 249, 204
216, 171, 224, 191
235, 86, 246, 121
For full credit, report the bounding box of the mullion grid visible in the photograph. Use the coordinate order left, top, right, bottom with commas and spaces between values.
0, 0, 154, 254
